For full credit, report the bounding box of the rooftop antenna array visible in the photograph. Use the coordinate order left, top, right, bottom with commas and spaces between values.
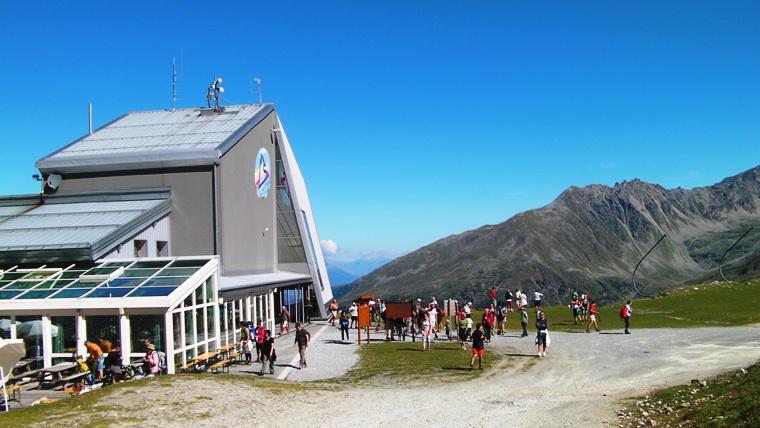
254, 77, 262, 104
172, 58, 177, 111
207, 76, 224, 112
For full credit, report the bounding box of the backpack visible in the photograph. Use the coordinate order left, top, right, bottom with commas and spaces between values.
157, 351, 167, 370
620, 306, 628, 319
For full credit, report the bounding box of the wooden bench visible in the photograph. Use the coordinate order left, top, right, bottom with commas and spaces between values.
208, 359, 231, 374
179, 362, 196, 373
58, 371, 91, 388
2, 384, 24, 404
228, 352, 241, 363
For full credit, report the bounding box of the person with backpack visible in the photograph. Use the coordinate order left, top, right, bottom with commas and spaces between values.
254, 320, 265, 363
621, 300, 633, 334
146, 344, 161, 375
238, 321, 252, 365
505, 290, 514, 312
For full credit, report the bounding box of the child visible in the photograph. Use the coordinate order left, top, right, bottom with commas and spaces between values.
444, 319, 452, 341
520, 308, 529, 337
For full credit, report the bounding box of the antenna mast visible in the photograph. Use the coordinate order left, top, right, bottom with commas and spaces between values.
172, 58, 177, 111
254, 77, 262, 104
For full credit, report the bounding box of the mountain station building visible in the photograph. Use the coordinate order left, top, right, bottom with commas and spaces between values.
0, 102, 333, 373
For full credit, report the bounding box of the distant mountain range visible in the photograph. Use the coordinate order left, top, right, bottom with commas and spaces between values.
338, 166, 760, 307
326, 256, 397, 286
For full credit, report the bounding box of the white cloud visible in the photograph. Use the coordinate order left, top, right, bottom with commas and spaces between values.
320, 239, 339, 255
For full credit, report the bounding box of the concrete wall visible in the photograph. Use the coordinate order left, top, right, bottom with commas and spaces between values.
217, 111, 278, 274
55, 169, 215, 257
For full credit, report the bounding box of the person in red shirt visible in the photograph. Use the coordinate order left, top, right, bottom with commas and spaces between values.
586, 300, 600, 333
488, 287, 497, 307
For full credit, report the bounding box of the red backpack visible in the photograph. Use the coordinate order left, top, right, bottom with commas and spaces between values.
620, 305, 627, 318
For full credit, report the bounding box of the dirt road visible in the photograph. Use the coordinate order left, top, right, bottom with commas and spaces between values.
86, 326, 760, 428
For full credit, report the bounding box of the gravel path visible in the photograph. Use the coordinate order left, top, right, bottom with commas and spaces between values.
70, 322, 760, 428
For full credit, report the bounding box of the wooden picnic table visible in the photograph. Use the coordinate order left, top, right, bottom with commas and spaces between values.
216, 344, 237, 359
191, 352, 218, 373
36, 362, 78, 390
192, 352, 218, 362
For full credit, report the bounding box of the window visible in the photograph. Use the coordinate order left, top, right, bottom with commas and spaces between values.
134, 240, 148, 257
157, 241, 168, 257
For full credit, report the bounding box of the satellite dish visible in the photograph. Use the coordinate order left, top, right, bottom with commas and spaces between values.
43, 174, 62, 194
46, 174, 62, 189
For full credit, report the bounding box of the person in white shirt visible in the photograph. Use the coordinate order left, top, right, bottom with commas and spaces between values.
348, 302, 359, 328
534, 291, 544, 311
463, 302, 472, 315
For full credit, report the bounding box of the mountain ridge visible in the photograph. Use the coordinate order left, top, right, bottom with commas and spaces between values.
339, 166, 760, 307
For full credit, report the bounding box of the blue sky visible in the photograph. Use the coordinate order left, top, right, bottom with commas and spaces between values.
1, 2, 759, 264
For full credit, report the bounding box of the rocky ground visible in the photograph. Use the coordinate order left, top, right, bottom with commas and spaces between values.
30, 323, 760, 428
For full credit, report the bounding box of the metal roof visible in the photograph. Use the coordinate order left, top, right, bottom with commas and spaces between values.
36, 103, 275, 175
0, 189, 171, 263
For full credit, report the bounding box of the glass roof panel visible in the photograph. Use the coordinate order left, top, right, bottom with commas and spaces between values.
169, 259, 209, 268
157, 267, 200, 277
86, 288, 133, 298
0, 272, 29, 281
34, 279, 75, 290
142, 277, 186, 287
61, 270, 90, 279
50, 288, 91, 299
82, 266, 122, 276
17, 289, 58, 299
128, 286, 178, 297
122, 269, 160, 278
5, 281, 41, 290
0, 290, 21, 299
104, 278, 146, 288
130, 260, 171, 268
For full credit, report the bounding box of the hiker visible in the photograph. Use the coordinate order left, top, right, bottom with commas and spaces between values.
515, 289, 522, 310
534, 290, 544, 312
349, 302, 359, 328
294, 322, 310, 368
536, 311, 549, 357
238, 321, 253, 364
469, 322, 485, 370
339, 310, 350, 341
489, 287, 497, 307
84, 340, 104, 379
260, 329, 276, 375
621, 300, 633, 334
497, 303, 507, 335
421, 312, 432, 351
254, 320, 265, 363
458, 309, 468, 350
328, 299, 339, 326
520, 307, 529, 337
586, 300, 600, 333
505, 289, 514, 312
280, 306, 291, 335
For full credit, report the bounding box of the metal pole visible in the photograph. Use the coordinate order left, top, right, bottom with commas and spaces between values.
719, 227, 754, 281
631, 234, 667, 297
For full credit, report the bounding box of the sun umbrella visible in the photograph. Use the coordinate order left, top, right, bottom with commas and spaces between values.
16, 320, 58, 339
